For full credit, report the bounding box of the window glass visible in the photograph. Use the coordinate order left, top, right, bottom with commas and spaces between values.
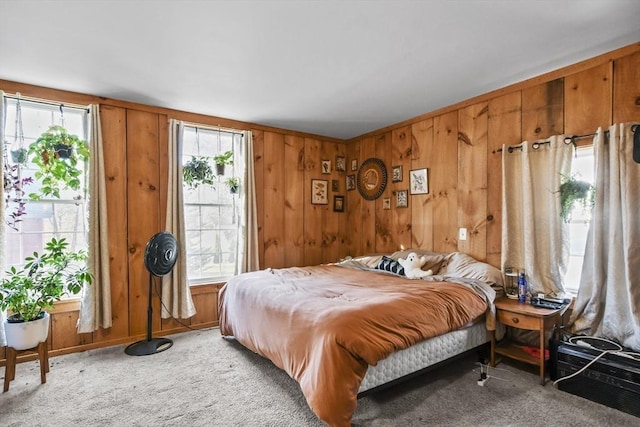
3, 98, 89, 288
182, 126, 242, 284
563, 147, 594, 294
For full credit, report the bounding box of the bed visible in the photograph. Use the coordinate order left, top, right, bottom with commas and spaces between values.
218, 250, 504, 427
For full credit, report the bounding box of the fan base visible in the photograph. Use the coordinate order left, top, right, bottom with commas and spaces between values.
124, 338, 173, 356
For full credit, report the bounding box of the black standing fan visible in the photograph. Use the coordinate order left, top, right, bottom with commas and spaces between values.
125, 231, 178, 356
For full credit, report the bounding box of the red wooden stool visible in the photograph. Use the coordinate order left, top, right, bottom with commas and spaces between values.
3, 341, 49, 392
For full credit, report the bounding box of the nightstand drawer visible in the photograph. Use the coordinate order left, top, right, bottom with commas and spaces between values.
497, 310, 539, 330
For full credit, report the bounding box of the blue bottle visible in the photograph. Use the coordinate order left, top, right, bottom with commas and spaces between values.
518, 273, 527, 303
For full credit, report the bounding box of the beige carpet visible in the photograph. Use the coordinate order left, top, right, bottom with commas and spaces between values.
1, 327, 638, 426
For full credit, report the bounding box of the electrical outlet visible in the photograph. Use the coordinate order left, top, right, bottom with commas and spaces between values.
459, 228, 468, 241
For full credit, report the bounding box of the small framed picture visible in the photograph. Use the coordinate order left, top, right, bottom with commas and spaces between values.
321, 160, 331, 174
335, 156, 346, 172
392, 165, 403, 182
351, 159, 358, 171
334, 195, 345, 212
311, 179, 328, 204
383, 198, 391, 210
396, 190, 408, 208
409, 168, 429, 194
346, 174, 356, 191
332, 179, 339, 192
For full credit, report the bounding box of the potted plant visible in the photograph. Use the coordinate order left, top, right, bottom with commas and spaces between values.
27, 125, 90, 200
10, 147, 28, 164
183, 156, 216, 189
213, 150, 234, 175
0, 237, 93, 350
559, 174, 594, 222
224, 177, 240, 194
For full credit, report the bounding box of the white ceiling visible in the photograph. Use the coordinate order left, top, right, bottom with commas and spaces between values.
1, 1, 638, 140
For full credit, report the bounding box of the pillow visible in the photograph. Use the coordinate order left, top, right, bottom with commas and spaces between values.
374, 255, 405, 276
438, 252, 503, 287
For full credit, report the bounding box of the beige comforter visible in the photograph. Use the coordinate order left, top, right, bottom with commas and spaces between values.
218, 264, 492, 426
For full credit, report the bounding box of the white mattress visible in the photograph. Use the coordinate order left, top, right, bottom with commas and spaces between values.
359, 321, 498, 393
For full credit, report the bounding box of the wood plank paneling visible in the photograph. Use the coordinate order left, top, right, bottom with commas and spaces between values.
522, 79, 563, 141
458, 102, 488, 261
432, 112, 459, 253
51, 311, 92, 350
410, 119, 434, 250
262, 131, 285, 268
126, 109, 161, 336
284, 135, 305, 267
345, 140, 362, 256
487, 92, 522, 267
251, 129, 265, 270
374, 132, 394, 253
96, 105, 129, 341
565, 62, 612, 135
190, 291, 217, 325
391, 126, 412, 251
322, 141, 342, 263
303, 138, 323, 266
613, 51, 640, 124
360, 136, 376, 254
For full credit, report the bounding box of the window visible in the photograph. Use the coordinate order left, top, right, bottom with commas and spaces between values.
3, 97, 89, 279
563, 146, 594, 294
182, 126, 244, 285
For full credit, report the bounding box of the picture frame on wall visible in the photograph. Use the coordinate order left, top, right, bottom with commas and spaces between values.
346, 174, 356, 191
332, 179, 339, 192
392, 165, 403, 182
311, 179, 329, 204
396, 190, 408, 208
334, 195, 345, 212
383, 198, 391, 210
335, 156, 346, 172
409, 168, 429, 194
351, 159, 358, 171
322, 160, 331, 174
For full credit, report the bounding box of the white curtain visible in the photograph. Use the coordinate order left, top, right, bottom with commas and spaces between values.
163, 119, 196, 319
237, 130, 260, 273
78, 104, 112, 333
570, 123, 640, 351
502, 135, 573, 296
0, 91, 7, 346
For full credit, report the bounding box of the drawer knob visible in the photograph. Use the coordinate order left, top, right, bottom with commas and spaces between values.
512, 317, 519, 324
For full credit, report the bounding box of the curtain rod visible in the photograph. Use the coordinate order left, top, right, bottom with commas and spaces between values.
180, 120, 245, 136
4, 92, 90, 113
498, 125, 639, 153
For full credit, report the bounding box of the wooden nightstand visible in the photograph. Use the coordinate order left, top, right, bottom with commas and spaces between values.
491, 297, 567, 385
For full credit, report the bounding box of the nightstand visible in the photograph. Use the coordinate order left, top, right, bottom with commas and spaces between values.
491, 297, 567, 385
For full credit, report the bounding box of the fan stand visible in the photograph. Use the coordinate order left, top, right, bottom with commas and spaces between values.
124, 274, 173, 356
125, 231, 178, 356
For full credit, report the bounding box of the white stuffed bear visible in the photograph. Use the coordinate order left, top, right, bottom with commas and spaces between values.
398, 252, 434, 279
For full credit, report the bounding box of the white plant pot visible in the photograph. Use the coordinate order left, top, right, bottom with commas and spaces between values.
5, 312, 50, 350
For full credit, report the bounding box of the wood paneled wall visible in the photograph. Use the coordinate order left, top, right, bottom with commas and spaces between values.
0, 82, 347, 362
1, 43, 639, 362
346, 44, 640, 268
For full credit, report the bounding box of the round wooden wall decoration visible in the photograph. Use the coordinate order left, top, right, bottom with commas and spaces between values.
357, 157, 387, 200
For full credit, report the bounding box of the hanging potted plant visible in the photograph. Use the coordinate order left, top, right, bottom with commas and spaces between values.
183, 156, 216, 189
225, 177, 240, 194
27, 125, 90, 199
3, 155, 34, 230
213, 150, 234, 175
559, 174, 594, 222
10, 96, 28, 164
0, 237, 92, 350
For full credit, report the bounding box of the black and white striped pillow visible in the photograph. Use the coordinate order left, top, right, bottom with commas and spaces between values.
375, 256, 405, 276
